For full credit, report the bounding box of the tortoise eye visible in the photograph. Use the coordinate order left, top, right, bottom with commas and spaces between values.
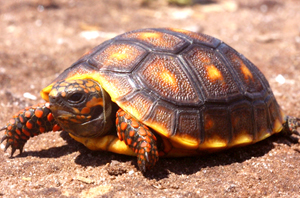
68, 93, 85, 104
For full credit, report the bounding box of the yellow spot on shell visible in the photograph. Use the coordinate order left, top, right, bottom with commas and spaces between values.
138, 32, 162, 40
232, 131, 253, 145
171, 135, 199, 149
199, 136, 227, 149
257, 131, 271, 142
272, 119, 284, 134
240, 63, 253, 80
144, 121, 170, 138
159, 69, 177, 90
168, 28, 190, 34
108, 52, 128, 61
206, 64, 223, 81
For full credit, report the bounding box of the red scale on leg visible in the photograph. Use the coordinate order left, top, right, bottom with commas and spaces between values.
126, 138, 132, 145
116, 108, 159, 172
1, 102, 61, 156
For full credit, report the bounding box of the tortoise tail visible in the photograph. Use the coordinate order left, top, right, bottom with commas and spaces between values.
283, 116, 300, 136
0, 102, 61, 156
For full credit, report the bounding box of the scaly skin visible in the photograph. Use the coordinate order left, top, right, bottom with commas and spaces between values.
0, 102, 61, 156
116, 109, 159, 172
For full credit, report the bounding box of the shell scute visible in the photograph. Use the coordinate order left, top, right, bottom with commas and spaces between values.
166, 28, 220, 48
118, 29, 188, 53
145, 102, 175, 138
201, 107, 231, 149
118, 92, 154, 121
218, 44, 265, 97
172, 110, 202, 148
183, 45, 241, 102
230, 101, 254, 145
136, 54, 201, 105
98, 73, 136, 101
91, 42, 148, 73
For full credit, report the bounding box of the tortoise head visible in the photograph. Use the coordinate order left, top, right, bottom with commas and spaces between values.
48, 79, 113, 137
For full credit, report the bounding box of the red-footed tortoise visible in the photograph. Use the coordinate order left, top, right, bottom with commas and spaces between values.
1, 28, 299, 172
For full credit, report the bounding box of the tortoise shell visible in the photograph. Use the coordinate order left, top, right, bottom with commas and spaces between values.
41, 28, 284, 153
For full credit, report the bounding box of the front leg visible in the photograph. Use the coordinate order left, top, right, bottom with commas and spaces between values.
1, 102, 61, 156
116, 109, 159, 172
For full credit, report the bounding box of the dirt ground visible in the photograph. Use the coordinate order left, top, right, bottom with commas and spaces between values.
1, 0, 300, 197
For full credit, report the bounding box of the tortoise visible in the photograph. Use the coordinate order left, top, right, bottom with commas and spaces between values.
1, 28, 299, 172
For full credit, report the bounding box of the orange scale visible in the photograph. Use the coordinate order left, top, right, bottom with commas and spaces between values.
126, 138, 132, 145
125, 113, 132, 120
133, 142, 137, 148
34, 109, 44, 118
90, 87, 96, 92
95, 86, 101, 91
26, 121, 33, 129
25, 111, 32, 118
131, 120, 139, 128
52, 124, 61, 132
140, 142, 148, 148
15, 129, 21, 135
118, 110, 125, 117
19, 116, 24, 123
80, 107, 91, 114
36, 120, 42, 126
144, 136, 151, 144
139, 149, 145, 154
129, 130, 135, 137
121, 122, 128, 131
39, 127, 45, 133
22, 128, 31, 137
47, 113, 54, 122
138, 128, 147, 136
85, 80, 95, 88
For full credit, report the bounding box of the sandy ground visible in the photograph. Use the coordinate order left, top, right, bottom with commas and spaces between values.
0, 0, 300, 197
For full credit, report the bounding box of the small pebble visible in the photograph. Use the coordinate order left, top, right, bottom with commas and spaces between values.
23, 92, 37, 100
275, 74, 286, 85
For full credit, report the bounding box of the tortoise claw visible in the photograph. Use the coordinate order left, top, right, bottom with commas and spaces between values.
3, 139, 10, 152
1, 126, 25, 156
1, 135, 24, 157
10, 147, 17, 157
1, 134, 8, 144
137, 150, 159, 172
